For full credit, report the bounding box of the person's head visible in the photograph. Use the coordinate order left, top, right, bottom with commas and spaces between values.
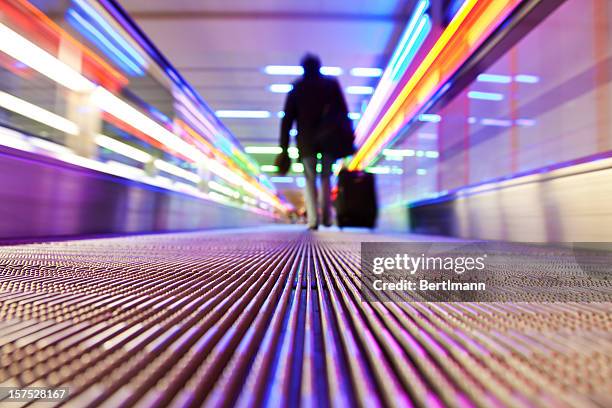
301, 54, 321, 78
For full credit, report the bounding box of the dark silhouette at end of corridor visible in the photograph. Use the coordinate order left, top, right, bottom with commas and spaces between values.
278, 53, 354, 230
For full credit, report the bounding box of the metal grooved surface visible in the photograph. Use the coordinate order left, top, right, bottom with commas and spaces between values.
0, 227, 611, 408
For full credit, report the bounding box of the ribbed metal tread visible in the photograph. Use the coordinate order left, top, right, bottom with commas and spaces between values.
0, 227, 610, 407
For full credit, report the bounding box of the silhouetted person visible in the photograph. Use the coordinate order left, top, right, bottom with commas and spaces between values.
279, 54, 349, 230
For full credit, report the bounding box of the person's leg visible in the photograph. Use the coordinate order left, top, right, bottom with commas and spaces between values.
301, 156, 318, 228
320, 153, 335, 226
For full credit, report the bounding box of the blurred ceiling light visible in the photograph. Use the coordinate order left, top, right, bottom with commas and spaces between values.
346, 86, 374, 95
416, 168, 427, 175
0, 91, 79, 135
95, 134, 152, 163
467, 91, 504, 101
0, 23, 94, 92
268, 84, 293, 93
383, 149, 415, 157
350, 67, 383, 77
288, 147, 299, 159
320, 66, 343, 76
516, 118, 536, 127
264, 65, 303, 75
348, 112, 362, 120
270, 176, 294, 183
215, 110, 271, 119
365, 166, 391, 174
154, 159, 201, 183
418, 113, 441, 123
260, 165, 279, 172
477, 73, 511, 83
514, 74, 540, 83
263, 65, 343, 76
245, 146, 283, 154
480, 118, 512, 127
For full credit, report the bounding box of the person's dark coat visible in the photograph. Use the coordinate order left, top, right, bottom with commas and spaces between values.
280, 74, 349, 158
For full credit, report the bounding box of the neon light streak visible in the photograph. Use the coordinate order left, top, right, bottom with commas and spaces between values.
0, 22, 94, 92
91, 87, 203, 162
95, 134, 152, 162
391, 15, 432, 80
354, 1, 432, 143
72, 0, 146, 67
208, 181, 240, 199
66, 8, 144, 76
350, 0, 521, 170
387, 0, 431, 80
0, 91, 79, 135
154, 159, 201, 184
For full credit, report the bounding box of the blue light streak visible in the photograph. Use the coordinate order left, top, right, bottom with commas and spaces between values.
388, 0, 432, 81
66, 9, 144, 76
72, 0, 146, 68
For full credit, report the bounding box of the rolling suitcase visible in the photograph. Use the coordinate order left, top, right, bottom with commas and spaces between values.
335, 169, 378, 228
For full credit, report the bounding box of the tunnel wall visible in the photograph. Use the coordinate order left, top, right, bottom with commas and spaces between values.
0, 144, 275, 240
405, 154, 612, 242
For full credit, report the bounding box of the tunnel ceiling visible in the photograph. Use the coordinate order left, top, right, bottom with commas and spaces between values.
120, 0, 416, 147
